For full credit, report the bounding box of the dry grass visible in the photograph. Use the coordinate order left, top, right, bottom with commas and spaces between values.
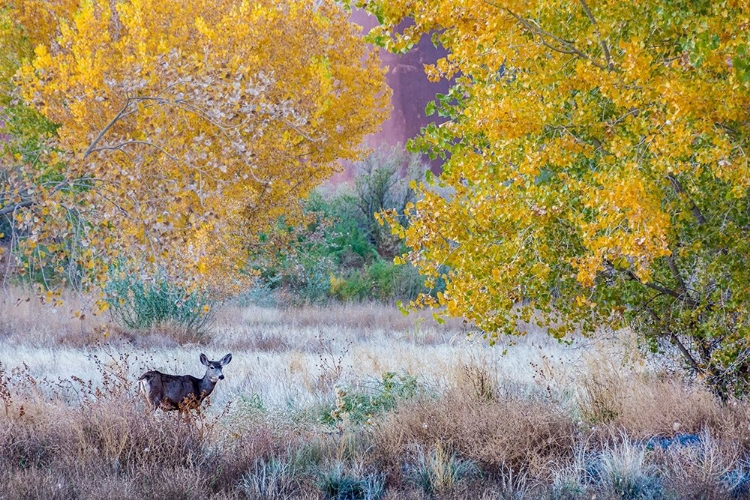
0, 288, 104, 345
0, 287, 748, 499
368, 388, 577, 482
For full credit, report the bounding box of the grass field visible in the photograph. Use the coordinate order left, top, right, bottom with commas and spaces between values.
0, 289, 748, 499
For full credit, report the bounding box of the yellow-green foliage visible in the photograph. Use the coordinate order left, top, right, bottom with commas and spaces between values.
366, 0, 750, 396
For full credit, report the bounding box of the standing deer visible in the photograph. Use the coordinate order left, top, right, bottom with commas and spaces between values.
138, 353, 232, 412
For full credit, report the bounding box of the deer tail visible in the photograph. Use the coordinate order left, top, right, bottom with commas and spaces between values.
137, 374, 153, 397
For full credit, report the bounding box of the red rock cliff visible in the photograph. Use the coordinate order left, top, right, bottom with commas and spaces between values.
331, 10, 449, 181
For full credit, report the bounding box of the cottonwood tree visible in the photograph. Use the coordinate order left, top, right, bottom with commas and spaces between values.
0, 0, 389, 301
365, 0, 749, 397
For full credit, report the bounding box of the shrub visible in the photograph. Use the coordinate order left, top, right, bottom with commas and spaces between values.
576, 360, 625, 425
722, 460, 750, 499
330, 270, 370, 302
351, 147, 425, 258
365, 260, 427, 301
545, 444, 595, 500
325, 372, 420, 426
105, 270, 215, 336
457, 358, 500, 402
328, 261, 430, 303
369, 388, 576, 480
660, 430, 746, 500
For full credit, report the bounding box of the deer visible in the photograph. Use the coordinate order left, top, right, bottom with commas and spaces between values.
138, 353, 232, 413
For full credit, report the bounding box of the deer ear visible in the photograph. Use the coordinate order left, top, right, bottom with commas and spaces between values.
200, 353, 209, 366
220, 353, 232, 366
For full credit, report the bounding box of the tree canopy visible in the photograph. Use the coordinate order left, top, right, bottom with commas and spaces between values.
366, 0, 749, 395
0, 0, 389, 298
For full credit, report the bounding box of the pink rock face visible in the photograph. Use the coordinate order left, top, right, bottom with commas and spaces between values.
331, 10, 449, 182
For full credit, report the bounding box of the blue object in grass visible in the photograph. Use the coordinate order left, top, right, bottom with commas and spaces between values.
645, 433, 701, 451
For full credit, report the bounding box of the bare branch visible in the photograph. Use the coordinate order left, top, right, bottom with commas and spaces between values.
87, 140, 181, 164
84, 98, 133, 158
0, 200, 34, 217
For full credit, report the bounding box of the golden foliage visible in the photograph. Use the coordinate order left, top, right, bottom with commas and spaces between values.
1, 0, 389, 295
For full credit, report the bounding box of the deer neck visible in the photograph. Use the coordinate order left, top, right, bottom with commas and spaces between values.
199, 374, 218, 400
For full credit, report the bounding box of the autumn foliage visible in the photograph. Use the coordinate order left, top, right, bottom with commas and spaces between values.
0, 0, 389, 297
367, 0, 749, 396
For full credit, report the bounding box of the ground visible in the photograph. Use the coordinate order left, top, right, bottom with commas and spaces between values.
0, 289, 748, 499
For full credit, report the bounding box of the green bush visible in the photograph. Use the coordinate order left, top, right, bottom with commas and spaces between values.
281, 255, 337, 305
325, 372, 420, 426
366, 260, 426, 301
104, 271, 214, 335
247, 147, 435, 305
329, 261, 429, 303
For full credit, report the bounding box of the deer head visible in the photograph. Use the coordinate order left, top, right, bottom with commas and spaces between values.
200, 352, 232, 382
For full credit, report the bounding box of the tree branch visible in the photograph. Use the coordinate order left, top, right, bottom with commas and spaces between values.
608, 107, 640, 127
0, 180, 73, 217
493, 4, 609, 70
84, 98, 133, 158
87, 140, 181, 164
0, 200, 34, 217
281, 119, 322, 143
642, 304, 703, 374
667, 174, 707, 224
607, 258, 699, 307
667, 254, 688, 295
579, 0, 614, 70
644, 280, 690, 304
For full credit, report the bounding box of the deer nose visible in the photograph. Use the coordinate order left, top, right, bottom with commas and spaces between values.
219, 375, 224, 380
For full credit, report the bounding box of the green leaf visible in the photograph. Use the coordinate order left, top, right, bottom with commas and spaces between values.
431, 31, 441, 48
425, 100, 436, 117
425, 169, 434, 185
397, 300, 409, 316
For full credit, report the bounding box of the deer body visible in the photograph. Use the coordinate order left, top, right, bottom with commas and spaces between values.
138, 353, 232, 412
